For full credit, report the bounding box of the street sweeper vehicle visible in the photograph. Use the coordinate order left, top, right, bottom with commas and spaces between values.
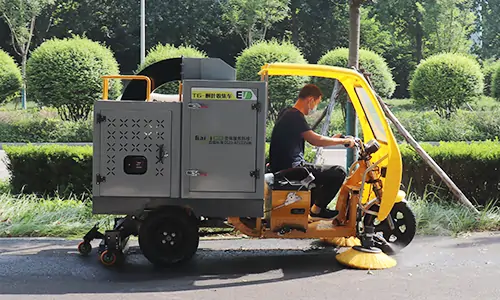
77, 57, 417, 270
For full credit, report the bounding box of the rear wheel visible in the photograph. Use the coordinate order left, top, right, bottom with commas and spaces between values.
363, 201, 417, 253
138, 208, 199, 268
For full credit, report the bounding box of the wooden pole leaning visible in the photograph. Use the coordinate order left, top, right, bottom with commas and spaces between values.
361, 69, 480, 215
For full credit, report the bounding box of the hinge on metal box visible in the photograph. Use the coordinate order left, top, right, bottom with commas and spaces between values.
96, 113, 106, 123
251, 102, 261, 112
250, 169, 260, 179
96, 174, 106, 184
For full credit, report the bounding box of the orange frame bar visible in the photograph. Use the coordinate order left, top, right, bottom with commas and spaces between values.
101, 75, 152, 101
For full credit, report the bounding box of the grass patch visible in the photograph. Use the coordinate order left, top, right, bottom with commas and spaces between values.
0, 192, 235, 239
0, 193, 115, 239
0, 189, 499, 239
407, 190, 500, 236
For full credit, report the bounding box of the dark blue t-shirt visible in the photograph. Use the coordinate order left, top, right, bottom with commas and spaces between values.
269, 107, 311, 173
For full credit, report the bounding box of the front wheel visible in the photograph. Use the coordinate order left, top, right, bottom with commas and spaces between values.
138, 208, 199, 268
363, 201, 417, 253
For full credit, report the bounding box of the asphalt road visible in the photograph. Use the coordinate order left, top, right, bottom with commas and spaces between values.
0, 232, 499, 299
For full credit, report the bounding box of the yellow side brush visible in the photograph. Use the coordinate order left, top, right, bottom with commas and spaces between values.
320, 237, 361, 247
335, 246, 397, 270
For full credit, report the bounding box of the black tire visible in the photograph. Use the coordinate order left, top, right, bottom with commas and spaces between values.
77, 241, 92, 256
363, 201, 417, 252
138, 208, 199, 268
100, 250, 124, 267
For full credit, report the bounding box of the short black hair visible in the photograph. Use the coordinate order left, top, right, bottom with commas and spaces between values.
298, 84, 323, 100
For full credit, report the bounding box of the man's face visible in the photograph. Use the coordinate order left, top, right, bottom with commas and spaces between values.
306, 96, 321, 115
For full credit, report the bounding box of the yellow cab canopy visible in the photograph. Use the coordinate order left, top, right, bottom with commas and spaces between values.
258, 62, 402, 221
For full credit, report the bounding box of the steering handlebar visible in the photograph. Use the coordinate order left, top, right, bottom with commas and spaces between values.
339, 134, 363, 148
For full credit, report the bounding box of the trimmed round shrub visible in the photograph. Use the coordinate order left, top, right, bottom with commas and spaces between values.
26, 36, 122, 121
482, 58, 500, 97
410, 53, 484, 119
235, 40, 309, 121
315, 47, 396, 101
0, 49, 22, 105
136, 43, 206, 94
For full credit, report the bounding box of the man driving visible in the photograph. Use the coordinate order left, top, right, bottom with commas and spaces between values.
268, 84, 356, 222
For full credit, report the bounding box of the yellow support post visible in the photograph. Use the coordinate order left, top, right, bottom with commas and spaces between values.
101, 75, 152, 101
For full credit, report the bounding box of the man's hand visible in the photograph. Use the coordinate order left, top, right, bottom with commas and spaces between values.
331, 133, 355, 148
342, 137, 356, 148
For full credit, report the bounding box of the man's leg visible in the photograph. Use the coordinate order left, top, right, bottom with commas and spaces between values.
306, 164, 347, 220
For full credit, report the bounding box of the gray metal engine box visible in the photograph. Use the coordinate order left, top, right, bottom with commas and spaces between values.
92, 79, 267, 217
181, 80, 267, 200
92, 100, 182, 198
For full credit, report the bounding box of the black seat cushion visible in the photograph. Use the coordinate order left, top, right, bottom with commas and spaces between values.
271, 167, 313, 191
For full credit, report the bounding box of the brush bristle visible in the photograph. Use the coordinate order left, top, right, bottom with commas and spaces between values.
336, 248, 397, 270
320, 237, 361, 247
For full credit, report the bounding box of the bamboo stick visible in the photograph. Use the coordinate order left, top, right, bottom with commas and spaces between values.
361, 70, 480, 214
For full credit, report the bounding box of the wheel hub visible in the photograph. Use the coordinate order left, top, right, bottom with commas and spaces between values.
156, 226, 182, 251
362, 202, 417, 253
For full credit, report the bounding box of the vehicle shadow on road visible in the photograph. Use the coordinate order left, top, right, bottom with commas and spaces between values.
0, 241, 347, 295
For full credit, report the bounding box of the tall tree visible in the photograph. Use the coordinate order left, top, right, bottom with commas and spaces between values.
422, 0, 477, 55
44, 0, 233, 74
475, 0, 500, 59
220, 0, 290, 47
0, 0, 55, 109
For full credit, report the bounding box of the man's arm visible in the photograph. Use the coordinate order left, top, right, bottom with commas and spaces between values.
302, 130, 355, 147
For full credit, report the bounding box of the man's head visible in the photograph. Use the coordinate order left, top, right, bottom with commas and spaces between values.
297, 84, 323, 115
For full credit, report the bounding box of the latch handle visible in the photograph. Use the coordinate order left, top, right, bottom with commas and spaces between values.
186, 169, 207, 177
187, 103, 207, 109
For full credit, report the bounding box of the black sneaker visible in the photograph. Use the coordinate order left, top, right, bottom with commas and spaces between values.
309, 208, 339, 222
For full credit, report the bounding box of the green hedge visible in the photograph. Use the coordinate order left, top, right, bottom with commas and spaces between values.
400, 141, 500, 207
0, 118, 92, 142
4, 142, 500, 208
4, 144, 92, 196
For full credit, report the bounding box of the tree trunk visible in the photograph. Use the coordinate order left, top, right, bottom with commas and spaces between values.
21, 51, 27, 109
415, 6, 423, 63
346, 0, 361, 167
348, 1, 361, 69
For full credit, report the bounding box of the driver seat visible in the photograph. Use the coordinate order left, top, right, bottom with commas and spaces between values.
265, 166, 316, 191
